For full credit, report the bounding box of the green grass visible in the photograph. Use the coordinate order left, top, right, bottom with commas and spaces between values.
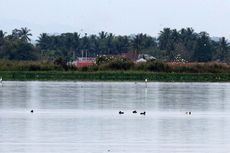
0, 71, 230, 82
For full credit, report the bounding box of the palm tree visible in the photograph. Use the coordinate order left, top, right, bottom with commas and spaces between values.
10, 28, 21, 40
132, 33, 144, 54
218, 37, 229, 61
158, 28, 172, 50
0, 30, 6, 46
37, 33, 49, 50
88, 34, 99, 56
80, 33, 89, 58
114, 36, 129, 54
106, 33, 114, 54
72, 32, 80, 58
0, 30, 6, 39
98, 31, 108, 55
19, 27, 32, 42
193, 32, 212, 62
99, 31, 108, 40
177, 28, 197, 61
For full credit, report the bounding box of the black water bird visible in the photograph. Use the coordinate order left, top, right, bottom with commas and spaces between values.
132, 110, 137, 114
119, 111, 124, 114
140, 112, 146, 115
186, 112, 192, 115
30, 110, 34, 113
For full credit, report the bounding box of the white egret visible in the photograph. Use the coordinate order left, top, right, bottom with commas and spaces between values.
0, 77, 2, 87
145, 78, 148, 88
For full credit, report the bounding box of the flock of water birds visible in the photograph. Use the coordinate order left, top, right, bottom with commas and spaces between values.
29, 110, 191, 116
29, 110, 192, 116
119, 110, 146, 115
118, 111, 192, 116
0, 77, 192, 116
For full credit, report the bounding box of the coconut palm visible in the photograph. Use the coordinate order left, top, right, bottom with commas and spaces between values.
0, 30, 6, 46
193, 32, 212, 62
0, 30, 6, 39
0, 30, 6, 54
37, 33, 49, 50
218, 37, 229, 61
19, 27, 32, 42
158, 28, 172, 50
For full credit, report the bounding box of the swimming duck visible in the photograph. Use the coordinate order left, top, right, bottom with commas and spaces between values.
119, 111, 124, 114
186, 112, 192, 115
140, 112, 146, 115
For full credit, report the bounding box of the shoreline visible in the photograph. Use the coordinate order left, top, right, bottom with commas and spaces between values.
0, 71, 230, 82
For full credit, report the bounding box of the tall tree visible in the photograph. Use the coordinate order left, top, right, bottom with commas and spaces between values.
132, 33, 145, 54
19, 27, 32, 42
158, 28, 172, 50
106, 33, 114, 54
88, 34, 99, 56
0, 30, 6, 46
218, 37, 229, 62
193, 32, 213, 62
98, 31, 108, 55
158, 28, 180, 60
37, 33, 50, 50
80, 33, 89, 57
10, 27, 32, 42
114, 36, 130, 54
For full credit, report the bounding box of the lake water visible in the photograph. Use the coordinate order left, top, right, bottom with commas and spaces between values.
0, 81, 230, 153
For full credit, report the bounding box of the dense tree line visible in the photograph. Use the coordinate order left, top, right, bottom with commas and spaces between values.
0, 28, 38, 60
0, 27, 229, 62
36, 31, 157, 61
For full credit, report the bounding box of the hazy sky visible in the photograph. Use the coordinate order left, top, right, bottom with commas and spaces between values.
0, 0, 230, 39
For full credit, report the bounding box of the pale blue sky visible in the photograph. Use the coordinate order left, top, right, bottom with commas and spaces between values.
0, 0, 230, 39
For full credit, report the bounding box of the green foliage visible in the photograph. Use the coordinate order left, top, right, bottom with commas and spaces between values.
192, 32, 213, 62
97, 56, 134, 71
1, 58, 230, 74
168, 62, 230, 73
0, 71, 230, 82
9, 27, 32, 42
134, 61, 170, 72
96, 56, 110, 65
54, 57, 69, 71
0, 28, 39, 60
145, 61, 170, 72
0, 27, 230, 63
0, 60, 63, 71
1, 39, 38, 60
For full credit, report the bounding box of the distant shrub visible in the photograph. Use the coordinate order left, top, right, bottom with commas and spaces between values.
145, 61, 170, 72
88, 65, 99, 71
54, 57, 68, 70
97, 56, 134, 71
134, 63, 146, 71
79, 66, 89, 72
96, 56, 109, 65
134, 61, 171, 72
1, 59, 230, 74
0, 60, 63, 71
168, 62, 230, 73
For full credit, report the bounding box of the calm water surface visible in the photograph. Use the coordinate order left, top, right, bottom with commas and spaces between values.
0, 81, 230, 153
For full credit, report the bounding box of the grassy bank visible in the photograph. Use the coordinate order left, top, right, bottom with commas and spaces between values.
0, 71, 230, 82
